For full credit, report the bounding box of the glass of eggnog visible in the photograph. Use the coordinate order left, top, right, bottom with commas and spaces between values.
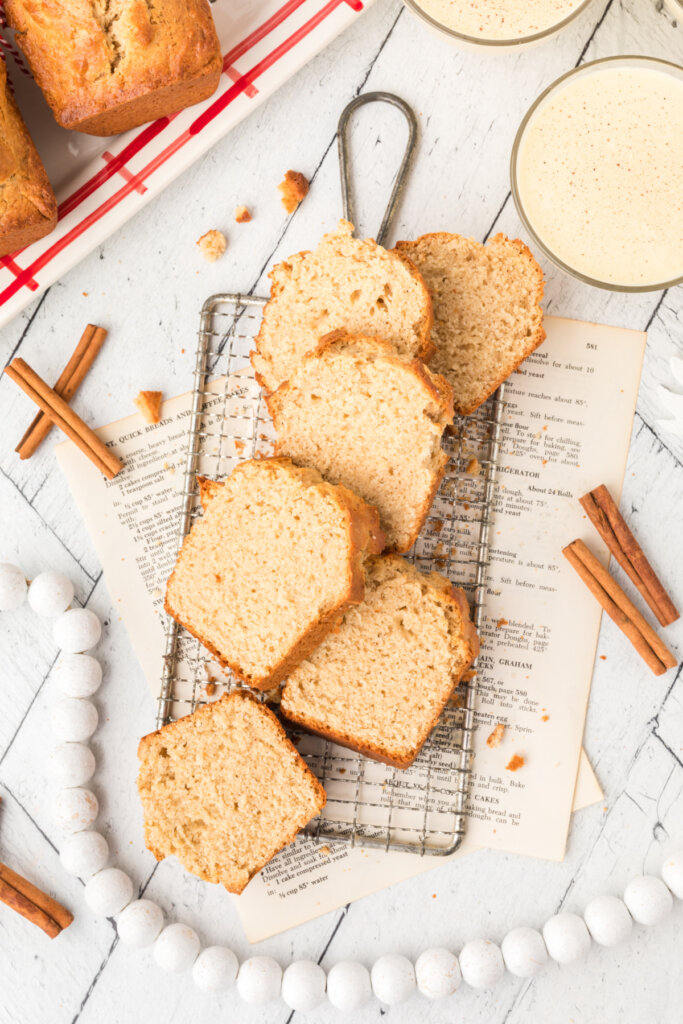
403, 0, 595, 50
511, 56, 683, 292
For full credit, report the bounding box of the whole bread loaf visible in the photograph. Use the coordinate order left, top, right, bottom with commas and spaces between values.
252, 219, 434, 394
281, 555, 479, 769
267, 330, 453, 552
0, 59, 57, 257
165, 457, 385, 691
5, 0, 222, 135
138, 692, 326, 894
395, 232, 545, 415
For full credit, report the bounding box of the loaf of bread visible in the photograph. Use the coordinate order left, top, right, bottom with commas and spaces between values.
267, 330, 453, 553
281, 555, 479, 769
5, 0, 222, 136
395, 233, 545, 415
252, 219, 434, 394
165, 457, 385, 691
138, 692, 326, 894
0, 60, 57, 257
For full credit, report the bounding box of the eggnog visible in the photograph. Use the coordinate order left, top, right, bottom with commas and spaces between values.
513, 60, 683, 289
414, 0, 587, 40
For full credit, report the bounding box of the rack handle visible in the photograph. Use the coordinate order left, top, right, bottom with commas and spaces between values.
337, 91, 418, 246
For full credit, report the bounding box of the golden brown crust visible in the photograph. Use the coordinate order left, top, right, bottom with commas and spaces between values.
138, 691, 326, 894
251, 220, 436, 393
395, 232, 546, 416
0, 60, 57, 256
266, 330, 452, 554
5, 0, 222, 136
164, 458, 385, 691
281, 557, 479, 768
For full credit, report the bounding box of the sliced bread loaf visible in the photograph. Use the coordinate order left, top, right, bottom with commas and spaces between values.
281, 555, 479, 769
138, 692, 326, 894
267, 330, 453, 553
165, 457, 385, 690
395, 232, 544, 415
251, 219, 434, 393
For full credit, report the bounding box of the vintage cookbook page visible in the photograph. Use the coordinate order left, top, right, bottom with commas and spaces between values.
56, 316, 644, 941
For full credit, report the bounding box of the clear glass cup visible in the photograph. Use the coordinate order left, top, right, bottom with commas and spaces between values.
510, 55, 683, 292
402, 0, 594, 51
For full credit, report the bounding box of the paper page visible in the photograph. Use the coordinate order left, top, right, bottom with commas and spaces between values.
55, 315, 642, 941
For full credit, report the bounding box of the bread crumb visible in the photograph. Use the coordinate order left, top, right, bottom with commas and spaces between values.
487, 722, 505, 748
134, 390, 162, 423
432, 520, 443, 534
449, 689, 466, 708
234, 440, 245, 454
318, 845, 331, 856
505, 754, 525, 772
541, 714, 549, 722
466, 457, 481, 476
599, 655, 607, 660
496, 617, 508, 629
82, 291, 88, 297
205, 682, 217, 697
278, 170, 309, 213
197, 229, 227, 262
235, 205, 251, 223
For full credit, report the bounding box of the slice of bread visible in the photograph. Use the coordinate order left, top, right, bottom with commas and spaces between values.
138, 692, 326, 894
395, 233, 545, 415
165, 457, 384, 690
267, 330, 454, 553
281, 555, 479, 769
252, 219, 434, 393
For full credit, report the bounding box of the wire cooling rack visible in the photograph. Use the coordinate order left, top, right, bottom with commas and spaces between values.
157, 93, 505, 855
157, 292, 505, 856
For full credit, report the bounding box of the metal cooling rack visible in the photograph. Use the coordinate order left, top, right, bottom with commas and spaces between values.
157, 93, 505, 856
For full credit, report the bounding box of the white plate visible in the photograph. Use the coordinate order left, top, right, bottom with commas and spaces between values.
0, 0, 372, 328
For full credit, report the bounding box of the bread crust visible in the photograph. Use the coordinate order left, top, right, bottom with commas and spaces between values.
0, 61, 57, 256
165, 458, 385, 690
281, 556, 480, 769
138, 691, 326, 894
267, 330, 453, 553
251, 219, 435, 394
5, 0, 222, 136
394, 232, 546, 416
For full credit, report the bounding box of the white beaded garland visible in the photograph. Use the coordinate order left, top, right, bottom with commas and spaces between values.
661, 848, 683, 899
543, 913, 591, 964
584, 895, 633, 946
326, 961, 372, 1011
28, 571, 74, 617
55, 654, 103, 698
85, 867, 134, 917
192, 945, 239, 991
117, 900, 164, 949
623, 875, 673, 926
60, 830, 109, 878
458, 939, 505, 988
281, 960, 326, 1012
52, 786, 98, 833
153, 922, 200, 972
51, 697, 98, 742
53, 607, 102, 653
415, 947, 461, 999
371, 953, 416, 1005
0, 563, 27, 611
501, 927, 548, 978
237, 956, 282, 1005
48, 742, 96, 787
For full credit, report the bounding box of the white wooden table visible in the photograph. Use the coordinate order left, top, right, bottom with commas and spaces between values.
1, 2, 682, 1021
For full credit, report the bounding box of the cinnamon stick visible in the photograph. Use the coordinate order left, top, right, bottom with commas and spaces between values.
5, 358, 123, 479
0, 862, 73, 938
580, 485, 679, 627
563, 539, 677, 676
16, 324, 108, 460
